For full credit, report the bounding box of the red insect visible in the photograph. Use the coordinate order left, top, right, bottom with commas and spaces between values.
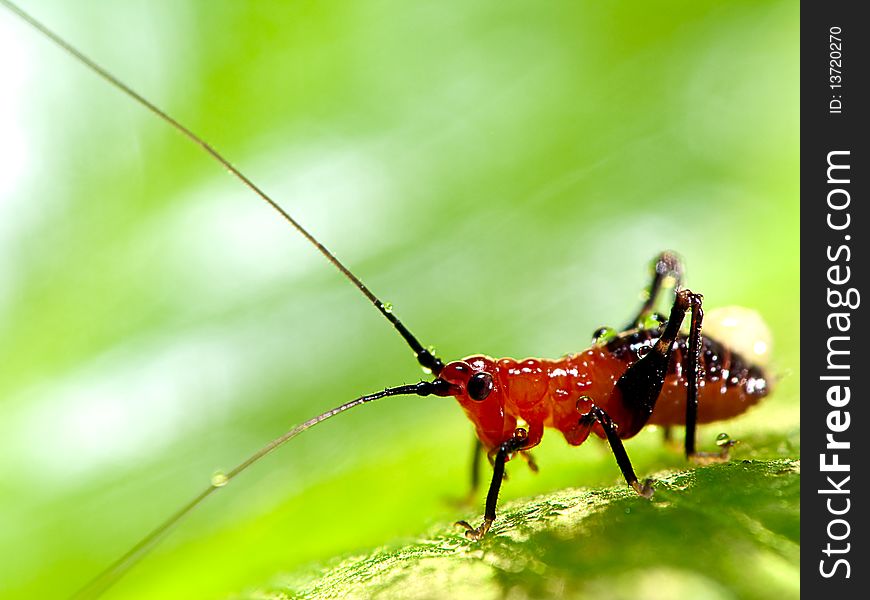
440, 258, 770, 539
3, 1, 773, 597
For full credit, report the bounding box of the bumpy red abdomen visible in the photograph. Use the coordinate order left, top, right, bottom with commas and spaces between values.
600, 329, 770, 428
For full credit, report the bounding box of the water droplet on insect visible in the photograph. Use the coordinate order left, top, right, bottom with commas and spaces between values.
211, 471, 229, 487
419, 345, 437, 374
576, 395, 592, 413
638, 313, 665, 330
383, 301, 394, 313
716, 433, 731, 447
636, 344, 651, 358
592, 326, 617, 345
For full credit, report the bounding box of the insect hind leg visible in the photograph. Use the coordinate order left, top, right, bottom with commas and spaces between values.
679, 290, 737, 463
611, 288, 699, 439
682, 300, 741, 466
625, 251, 684, 330
584, 288, 707, 497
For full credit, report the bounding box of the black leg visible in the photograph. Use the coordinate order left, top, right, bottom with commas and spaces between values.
611, 288, 698, 439
625, 251, 684, 330
580, 405, 653, 498
681, 295, 738, 463
456, 429, 528, 541
678, 294, 737, 463
590, 273, 730, 497
469, 435, 483, 497
684, 291, 703, 457
618, 287, 730, 466
589, 288, 705, 497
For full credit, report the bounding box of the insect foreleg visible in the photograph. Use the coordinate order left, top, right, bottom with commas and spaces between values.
625, 251, 684, 329
455, 429, 529, 540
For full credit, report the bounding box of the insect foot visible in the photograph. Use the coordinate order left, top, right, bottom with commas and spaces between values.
631, 478, 655, 499
455, 517, 493, 541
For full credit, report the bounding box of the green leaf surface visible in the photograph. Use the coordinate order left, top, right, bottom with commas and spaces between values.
258, 459, 800, 600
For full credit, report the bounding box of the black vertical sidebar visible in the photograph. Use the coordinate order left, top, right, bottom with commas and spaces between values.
803, 2, 869, 597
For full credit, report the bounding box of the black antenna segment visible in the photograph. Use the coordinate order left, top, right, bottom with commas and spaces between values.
2, 0, 443, 375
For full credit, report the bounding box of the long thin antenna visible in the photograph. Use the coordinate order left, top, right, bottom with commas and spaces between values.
1, 0, 443, 374
71, 381, 436, 600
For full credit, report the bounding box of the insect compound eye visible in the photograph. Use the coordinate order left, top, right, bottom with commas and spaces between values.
466, 372, 494, 401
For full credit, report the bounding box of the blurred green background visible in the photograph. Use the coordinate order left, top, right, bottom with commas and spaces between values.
0, 1, 798, 599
